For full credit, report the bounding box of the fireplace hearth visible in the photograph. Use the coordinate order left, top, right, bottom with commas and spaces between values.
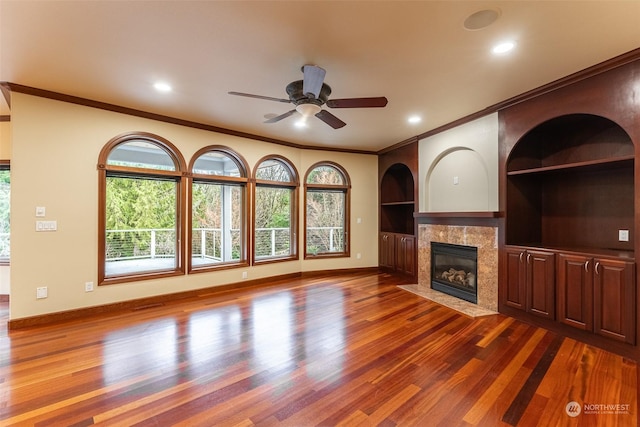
431, 242, 478, 304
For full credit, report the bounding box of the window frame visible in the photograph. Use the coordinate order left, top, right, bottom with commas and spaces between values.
252, 155, 299, 265
187, 145, 250, 273
97, 132, 187, 285
0, 160, 9, 266
303, 161, 351, 259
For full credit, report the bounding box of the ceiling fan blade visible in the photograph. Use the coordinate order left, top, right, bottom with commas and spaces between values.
228, 91, 291, 103
264, 109, 297, 123
302, 65, 326, 99
315, 110, 346, 129
326, 97, 388, 108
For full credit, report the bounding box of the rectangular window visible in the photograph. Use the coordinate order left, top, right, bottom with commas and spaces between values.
0, 167, 9, 264
191, 181, 243, 267
306, 189, 346, 255
105, 176, 178, 277
254, 186, 293, 259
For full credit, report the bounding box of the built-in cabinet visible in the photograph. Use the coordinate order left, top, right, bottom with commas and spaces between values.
379, 142, 418, 279
506, 246, 636, 344
504, 246, 555, 320
557, 253, 635, 344
499, 60, 640, 358
502, 114, 636, 345
379, 232, 415, 275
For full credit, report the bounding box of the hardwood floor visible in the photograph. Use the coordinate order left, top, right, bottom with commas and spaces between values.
0, 271, 637, 426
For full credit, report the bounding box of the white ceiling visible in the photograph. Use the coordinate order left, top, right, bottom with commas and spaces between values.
1, 1, 639, 152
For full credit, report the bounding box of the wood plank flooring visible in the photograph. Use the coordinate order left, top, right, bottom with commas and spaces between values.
0, 271, 637, 426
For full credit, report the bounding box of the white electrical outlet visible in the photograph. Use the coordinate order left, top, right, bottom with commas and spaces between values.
619, 229, 630, 242
453, 176, 459, 185
356, 253, 362, 259
36, 286, 48, 299
85, 281, 94, 292
242, 271, 248, 279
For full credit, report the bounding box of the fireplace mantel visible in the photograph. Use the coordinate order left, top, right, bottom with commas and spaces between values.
415, 211, 502, 227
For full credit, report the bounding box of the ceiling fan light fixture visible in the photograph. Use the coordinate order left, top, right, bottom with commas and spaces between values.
296, 103, 322, 118
294, 119, 308, 128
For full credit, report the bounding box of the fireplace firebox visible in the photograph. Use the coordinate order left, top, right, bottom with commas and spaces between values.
431, 242, 478, 304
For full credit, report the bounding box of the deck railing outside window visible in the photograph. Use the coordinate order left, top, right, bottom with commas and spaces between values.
0, 232, 9, 260
105, 226, 343, 269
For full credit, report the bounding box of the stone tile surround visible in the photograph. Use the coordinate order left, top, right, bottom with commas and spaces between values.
418, 224, 498, 312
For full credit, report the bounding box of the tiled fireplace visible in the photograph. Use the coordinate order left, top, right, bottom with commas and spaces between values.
418, 224, 498, 312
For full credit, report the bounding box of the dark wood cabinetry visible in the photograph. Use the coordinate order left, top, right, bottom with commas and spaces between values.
499, 61, 640, 359
380, 163, 415, 235
504, 246, 555, 319
379, 232, 415, 275
505, 114, 634, 252
395, 234, 415, 276
594, 258, 636, 344
379, 232, 395, 269
557, 253, 593, 331
558, 253, 635, 344
379, 142, 418, 278
505, 246, 636, 346
502, 114, 637, 346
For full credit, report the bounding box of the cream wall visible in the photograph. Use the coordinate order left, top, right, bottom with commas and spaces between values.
418, 113, 498, 212
0, 120, 11, 159
9, 93, 378, 320
0, 119, 10, 295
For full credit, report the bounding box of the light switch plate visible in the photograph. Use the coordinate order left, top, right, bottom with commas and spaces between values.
36, 220, 57, 231
619, 229, 629, 242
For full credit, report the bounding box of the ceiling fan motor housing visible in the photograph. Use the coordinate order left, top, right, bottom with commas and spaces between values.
286, 80, 332, 106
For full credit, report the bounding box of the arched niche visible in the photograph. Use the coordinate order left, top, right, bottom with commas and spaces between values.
505, 113, 634, 250
380, 163, 415, 234
424, 147, 490, 212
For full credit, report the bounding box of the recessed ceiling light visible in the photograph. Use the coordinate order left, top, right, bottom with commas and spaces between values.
408, 115, 422, 124
153, 82, 172, 92
464, 9, 501, 31
492, 41, 516, 55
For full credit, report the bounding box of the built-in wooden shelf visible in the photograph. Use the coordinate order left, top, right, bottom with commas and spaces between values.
507, 155, 634, 176
381, 201, 415, 206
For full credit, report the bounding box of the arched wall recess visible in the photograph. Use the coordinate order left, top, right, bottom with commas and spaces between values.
424, 147, 490, 212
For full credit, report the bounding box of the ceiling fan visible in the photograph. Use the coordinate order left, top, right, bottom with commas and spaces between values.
228, 65, 388, 129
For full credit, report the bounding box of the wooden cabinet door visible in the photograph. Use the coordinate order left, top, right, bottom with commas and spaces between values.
504, 247, 526, 310
379, 233, 395, 269
398, 235, 416, 276
526, 249, 556, 319
557, 253, 593, 331
593, 258, 636, 344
